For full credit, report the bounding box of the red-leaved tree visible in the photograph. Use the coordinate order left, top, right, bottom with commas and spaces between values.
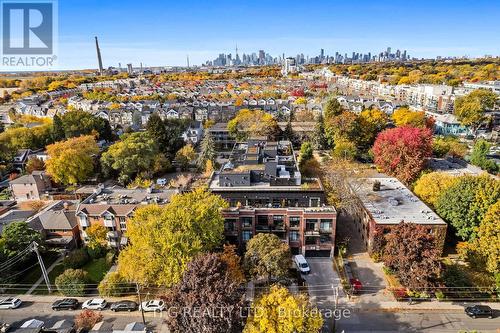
373, 126, 433, 184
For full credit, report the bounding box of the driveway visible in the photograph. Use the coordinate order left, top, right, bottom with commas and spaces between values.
336, 212, 394, 303
303, 258, 344, 332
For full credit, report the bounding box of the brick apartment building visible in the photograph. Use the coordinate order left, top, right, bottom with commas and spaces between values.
350, 175, 447, 254
209, 139, 337, 257
75, 185, 178, 248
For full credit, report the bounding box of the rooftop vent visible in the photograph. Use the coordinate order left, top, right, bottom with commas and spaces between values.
388, 198, 399, 206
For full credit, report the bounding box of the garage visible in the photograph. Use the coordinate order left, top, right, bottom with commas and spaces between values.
304, 250, 332, 258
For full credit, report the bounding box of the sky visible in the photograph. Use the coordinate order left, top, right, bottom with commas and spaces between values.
52, 0, 500, 69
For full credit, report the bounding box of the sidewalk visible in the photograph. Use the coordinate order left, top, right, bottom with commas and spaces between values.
342, 298, 500, 312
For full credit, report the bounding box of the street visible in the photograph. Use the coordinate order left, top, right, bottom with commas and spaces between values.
0, 300, 168, 332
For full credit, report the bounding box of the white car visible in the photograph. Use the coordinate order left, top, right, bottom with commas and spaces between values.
140, 300, 165, 312
0, 298, 22, 309
82, 299, 107, 310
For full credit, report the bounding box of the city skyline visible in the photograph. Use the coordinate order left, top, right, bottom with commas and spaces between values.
50, 0, 500, 70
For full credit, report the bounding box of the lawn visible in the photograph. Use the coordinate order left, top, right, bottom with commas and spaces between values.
82, 257, 112, 284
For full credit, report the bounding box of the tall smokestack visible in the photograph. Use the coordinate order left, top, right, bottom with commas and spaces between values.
95, 36, 103, 75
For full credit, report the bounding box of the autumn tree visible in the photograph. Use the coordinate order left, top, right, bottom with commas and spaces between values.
175, 144, 196, 171
358, 108, 389, 149
117, 189, 228, 286
332, 137, 357, 160
165, 253, 245, 333
470, 139, 498, 173
383, 222, 441, 289
98, 272, 133, 297
432, 136, 468, 158
471, 201, 500, 274
227, 109, 279, 141
75, 310, 103, 331
219, 244, 246, 284
413, 172, 458, 208
243, 285, 323, 333
244, 233, 291, 282
45, 135, 99, 185
454, 89, 497, 133
101, 132, 167, 184
391, 107, 428, 128
26, 157, 45, 173
325, 111, 360, 146
436, 175, 499, 241
372, 126, 433, 184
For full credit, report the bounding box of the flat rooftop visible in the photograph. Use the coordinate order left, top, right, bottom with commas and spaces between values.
81, 185, 178, 205
353, 176, 446, 225
209, 173, 323, 191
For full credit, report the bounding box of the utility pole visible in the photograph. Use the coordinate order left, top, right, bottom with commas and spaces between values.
136, 283, 146, 326
32, 242, 52, 293
332, 285, 339, 332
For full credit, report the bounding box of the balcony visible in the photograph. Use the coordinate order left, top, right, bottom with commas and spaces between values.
107, 231, 119, 239
320, 228, 332, 234
80, 219, 89, 227
305, 229, 320, 236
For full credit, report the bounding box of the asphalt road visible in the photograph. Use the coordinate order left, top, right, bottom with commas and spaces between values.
302, 258, 500, 333
0, 302, 168, 332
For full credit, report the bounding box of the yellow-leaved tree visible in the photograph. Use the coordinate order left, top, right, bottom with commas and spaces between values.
244, 285, 323, 333
227, 109, 278, 141
117, 188, 228, 287
392, 107, 427, 128
472, 201, 500, 274
45, 135, 99, 185
413, 172, 458, 208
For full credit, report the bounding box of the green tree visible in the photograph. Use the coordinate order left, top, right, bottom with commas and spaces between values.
332, 137, 357, 160
45, 135, 99, 185
60, 110, 113, 141
312, 113, 328, 149
117, 189, 228, 286
323, 96, 343, 120
165, 253, 245, 333
51, 114, 65, 142
298, 141, 313, 171
470, 139, 498, 173
325, 111, 360, 146
101, 132, 164, 183
2, 222, 43, 257
244, 233, 291, 281
436, 175, 499, 241
146, 114, 188, 159
197, 130, 216, 169
243, 285, 323, 333
432, 136, 467, 158
55, 268, 89, 296
454, 89, 498, 133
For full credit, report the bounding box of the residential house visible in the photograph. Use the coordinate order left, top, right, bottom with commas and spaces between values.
9, 171, 52, 202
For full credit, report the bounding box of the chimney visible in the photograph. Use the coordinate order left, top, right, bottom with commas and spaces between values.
95, 36, 103, 75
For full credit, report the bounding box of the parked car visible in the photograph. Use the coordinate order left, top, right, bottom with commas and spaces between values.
20, 319, 44, 329
294, 255, 310, 274
82, 299, 107, 310
110, 301, 138, 312
465, 305, 493, 319
140, 300, 165, 312
0, 297, 22, 309
350, 278, 363, 293
52, 298, 79, 311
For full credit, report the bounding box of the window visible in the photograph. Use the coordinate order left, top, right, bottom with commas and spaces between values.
320, 235, 331, 244
289, 216, 300, 228
305, 237, 316, 245
241, 217, 252, 228
306, 219, 317, 231
320, 219, 332, 232
309, 197, 320, 207
224, 219, 236, 232
242, 231, 252, 242
289, 231, 299, 242
119, 217, 126, 231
